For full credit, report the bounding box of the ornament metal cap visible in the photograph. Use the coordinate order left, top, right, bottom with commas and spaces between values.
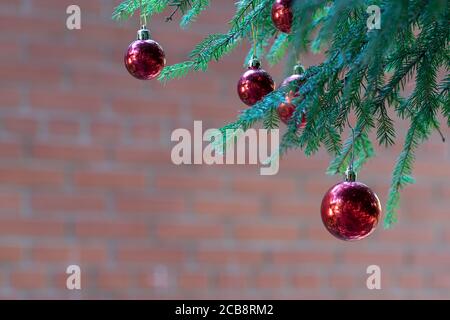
293, 64, 305, 75
137, 25, 151, 40
248, 57, 261, 69
345, 166, 357, 182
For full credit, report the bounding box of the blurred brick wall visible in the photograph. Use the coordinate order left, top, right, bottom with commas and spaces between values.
0, 0, 449, 299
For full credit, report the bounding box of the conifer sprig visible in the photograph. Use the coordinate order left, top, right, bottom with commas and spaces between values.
113, 0, 450, 227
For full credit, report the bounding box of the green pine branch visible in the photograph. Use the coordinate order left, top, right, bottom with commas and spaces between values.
113, 0, 450, 228
180, 0, 211, 28
266, 33, 290, 66
159, 0, 272, 82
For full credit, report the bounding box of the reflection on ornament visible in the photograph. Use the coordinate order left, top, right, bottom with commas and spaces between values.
320, 169, 381, 241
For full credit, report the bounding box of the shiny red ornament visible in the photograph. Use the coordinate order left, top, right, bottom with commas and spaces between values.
124, 26, 166, 80
277, 68, 307, 128
237, 59, 275, 106
278, 101, 307, 128
320, 173, 381, 241
271, 0, 293, 33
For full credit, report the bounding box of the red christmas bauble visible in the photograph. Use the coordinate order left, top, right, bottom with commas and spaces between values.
280, 73, 305, 89
237, 60, 275, 106
278, 102, 307, 128
124, 27, 166, 80
271, 0, 293, 33
321, 180, 381, 241
277, 73, 307, 127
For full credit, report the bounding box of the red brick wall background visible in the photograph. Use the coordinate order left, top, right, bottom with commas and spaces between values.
0, 0, 449, 299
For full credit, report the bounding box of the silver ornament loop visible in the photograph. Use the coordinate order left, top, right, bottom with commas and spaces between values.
137, 25, 150, 40
293, 64, 305, 75
248, 57, 261, 69
345, 166, 357, 182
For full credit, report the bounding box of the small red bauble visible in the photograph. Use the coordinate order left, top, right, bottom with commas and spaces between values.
271, 0, 293, 33
277, 66, 307, 128
278, 101, 307, 128
124, 26, 166, 80
321, 170, 381, 241
237, 58, 275, 106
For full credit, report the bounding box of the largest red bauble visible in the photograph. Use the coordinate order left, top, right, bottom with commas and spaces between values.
124, 39, 166, 80
271, 0, 293, 33
320, 181, 381, 241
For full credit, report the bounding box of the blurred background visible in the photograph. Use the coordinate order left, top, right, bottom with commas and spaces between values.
0, 0, 449, 299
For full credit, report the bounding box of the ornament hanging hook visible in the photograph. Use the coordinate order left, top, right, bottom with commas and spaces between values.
345, 117, 357, 182
137, 0, 150, 40
139, 0, 143, 26
250, 1, 258, 59
248, 2, 259, 69
346, 117, 355, 168
139, 0, 147, 27
344, 74, 356, 182
251, 23, 257, 58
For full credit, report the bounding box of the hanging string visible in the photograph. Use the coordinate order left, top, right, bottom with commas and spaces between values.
347, 117, 355, 170
251, 2, 257, 58
252, 22, 256, 58
139, 0, 143, 26
344, 73, 355, 174
139, 0, 147, 26
143, 8, 147, 26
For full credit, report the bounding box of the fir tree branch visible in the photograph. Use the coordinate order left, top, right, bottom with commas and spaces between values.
266, 33, 290, 66
112, 0, 450, 227
158, 0, 272, 82
180, 0, 211, 28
